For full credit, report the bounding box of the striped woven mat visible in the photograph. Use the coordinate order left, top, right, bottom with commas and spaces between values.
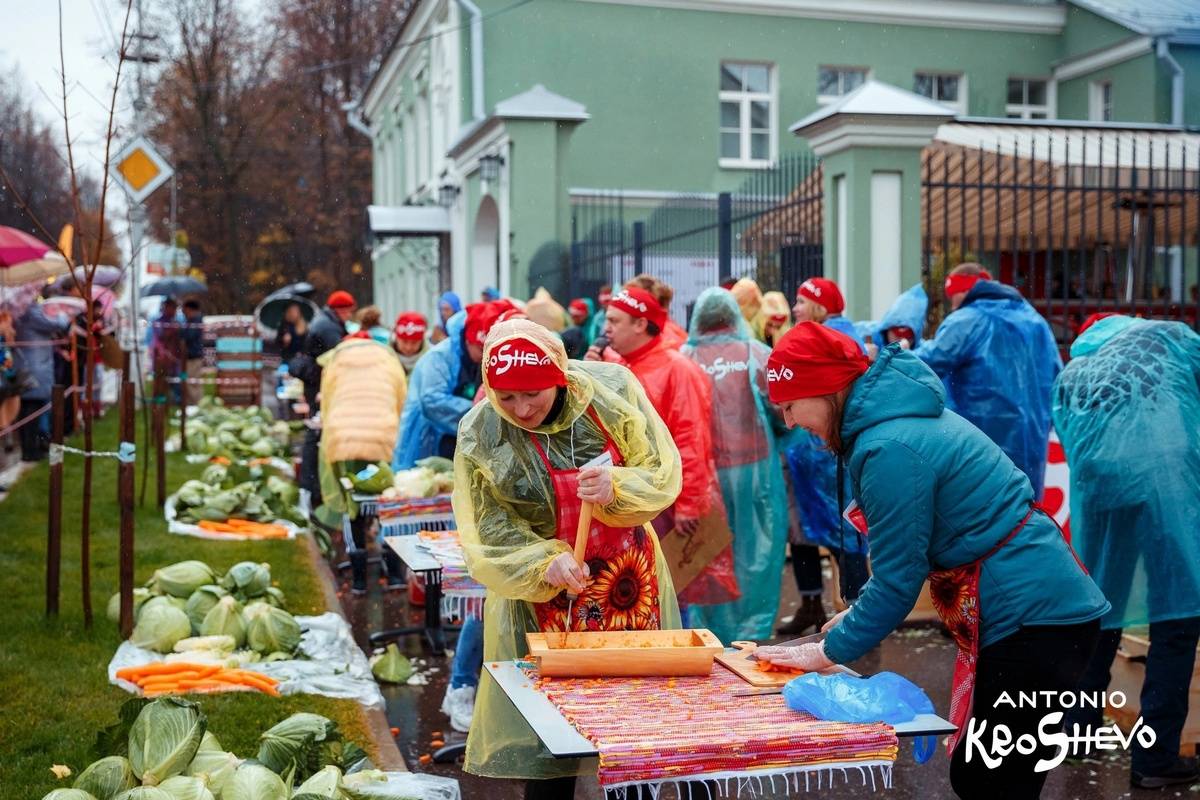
533, 665, 898, 788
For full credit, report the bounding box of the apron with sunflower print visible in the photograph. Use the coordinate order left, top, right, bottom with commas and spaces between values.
529, 407, 661, 633
928, 505, 1084, 753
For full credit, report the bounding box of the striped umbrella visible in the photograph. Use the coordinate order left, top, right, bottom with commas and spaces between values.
0, 225, 71, 287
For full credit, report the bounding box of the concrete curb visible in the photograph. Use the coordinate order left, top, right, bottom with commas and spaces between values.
300, 532, 407, 771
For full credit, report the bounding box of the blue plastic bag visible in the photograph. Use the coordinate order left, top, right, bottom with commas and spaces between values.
782, 671, 933, 725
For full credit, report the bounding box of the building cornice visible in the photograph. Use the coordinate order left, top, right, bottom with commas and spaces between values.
1053, 35, 1153, 82
575, 0, 1065, 34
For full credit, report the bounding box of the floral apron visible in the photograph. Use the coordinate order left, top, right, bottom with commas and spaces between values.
530, 407, 661, 633
927, 505, 1086, 753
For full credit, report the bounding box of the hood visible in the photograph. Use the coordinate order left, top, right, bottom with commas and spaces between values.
841, 346, 946, 445
1069, 315, 1145, 358
874, 284, 928, 346
961, 280, 1025, 307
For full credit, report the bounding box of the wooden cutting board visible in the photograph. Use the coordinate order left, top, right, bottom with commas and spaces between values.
715, 641, 805, 688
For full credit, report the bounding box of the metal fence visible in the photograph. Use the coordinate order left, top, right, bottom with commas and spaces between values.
922, 129, 1200, 344
568, 151, 823, 325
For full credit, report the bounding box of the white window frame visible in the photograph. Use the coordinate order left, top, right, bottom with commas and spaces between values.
1089, 80, 1113, 122
817, 65, 870, 105
718, 61, 777, 170
1005, 76, 1055, 120
913, 71, 968, 115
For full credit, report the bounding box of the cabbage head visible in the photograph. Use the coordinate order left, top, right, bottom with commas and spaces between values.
107, 589, 152, 624
42, 791, 99, 800
293, 765, 341, 798
72, 755, 136, 799
222, 764, 288, 800
369, 644, 414, 684
155, 775, 214, 800
112, 790, 173, 800
184, 585, 227, 633
221, 562, 272, 598
244, 603, 302, 655
263, 587, 287, 609
130, 602, 192, 654
150, 561, 217, 598
200, 465, 227, 487
185, 748, 239, 796
256, 712, 330, 776
199, 596, 246, 648
128, 699, 206, 786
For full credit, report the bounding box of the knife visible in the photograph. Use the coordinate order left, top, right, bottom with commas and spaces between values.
739, 630, 827, 661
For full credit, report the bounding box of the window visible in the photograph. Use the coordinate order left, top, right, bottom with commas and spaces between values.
914, 72, 966, 115
1006, 78, 1051, 120
1090, 80, 1113, 122
719, 62, 775, 167
817, 66, 868, 104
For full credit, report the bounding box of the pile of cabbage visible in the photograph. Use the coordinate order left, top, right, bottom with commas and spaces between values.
185, 398, 292, 461
379, 457, 454, 500
173, 463, 302, 525
110, 560, 304, 662
40, 697, 403, 800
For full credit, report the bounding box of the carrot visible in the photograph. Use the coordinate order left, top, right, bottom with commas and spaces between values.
117, 661, 210, 680
198, 520, 240, 533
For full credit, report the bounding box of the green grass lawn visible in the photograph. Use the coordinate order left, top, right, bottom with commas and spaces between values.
0, 410, 374, 794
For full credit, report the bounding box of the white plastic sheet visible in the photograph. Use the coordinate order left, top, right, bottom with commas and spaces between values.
164, 492, 303, 541
108, 612, 384, 709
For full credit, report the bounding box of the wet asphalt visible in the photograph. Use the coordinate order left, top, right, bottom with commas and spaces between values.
331, 546, 1180, 800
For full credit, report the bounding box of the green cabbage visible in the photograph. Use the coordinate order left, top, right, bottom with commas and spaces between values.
130, 602, 192, 654
155, 776, 214, 800
350, 463, 394, 494
222, 764, 288, 800
221, 562, 272, 598
369, 644, 414, 684
112, 790, 173, 800
42, 791, 99, 800
416, 455, 454, 474
256, 713, 330, 776
184, 586, 227, 632
185, 748, 238, 795
107, 589, 152, 624
263, 587, 287, 609
195, 731, 222, 753
150, 561, 217, 598
128, 699, 207, 787
243, 603, 302, 655
199, 596, 246, 648
200, 465, 228, 487
73, 755, 136, 799
293, 765, 342, 798
250, 439, 276, 458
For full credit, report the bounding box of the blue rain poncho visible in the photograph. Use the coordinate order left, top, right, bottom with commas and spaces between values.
914, 281, 1061, 499
783, 313, 867, 554
866, 284, 928, 349
392, 310, 471, 469
681, 288, 789, 642
1052, 318, 1200, 629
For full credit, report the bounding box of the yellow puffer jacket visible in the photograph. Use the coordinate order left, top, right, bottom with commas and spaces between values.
318, 338, 408, 464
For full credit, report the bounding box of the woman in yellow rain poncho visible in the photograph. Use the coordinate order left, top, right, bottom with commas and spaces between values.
452, 318, 683, 794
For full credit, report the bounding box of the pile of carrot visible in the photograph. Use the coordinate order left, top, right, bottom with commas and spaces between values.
115, 661, 281, 697
197, 518, 290, 539
755, 660, 805, 675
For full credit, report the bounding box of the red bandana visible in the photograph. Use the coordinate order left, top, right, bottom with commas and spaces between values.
944, 270, 993, 298
486, 337, 567, 391
392, 312, 427, 341
796, 278, 845, 315
766, 322, 870, 403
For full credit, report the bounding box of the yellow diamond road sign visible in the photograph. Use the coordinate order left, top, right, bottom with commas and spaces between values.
111, 136, 173, 203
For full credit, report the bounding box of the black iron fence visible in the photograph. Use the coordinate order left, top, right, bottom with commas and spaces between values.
922, 129, 1200, 344
568, 151, 823, 323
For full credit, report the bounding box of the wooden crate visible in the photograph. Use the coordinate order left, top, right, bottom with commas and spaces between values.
527, 629, 723, 678
1105, 632, 1200, 755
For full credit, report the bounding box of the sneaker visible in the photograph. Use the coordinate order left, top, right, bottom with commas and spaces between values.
1131, 757, 1200, 789
442, 684, 476, 733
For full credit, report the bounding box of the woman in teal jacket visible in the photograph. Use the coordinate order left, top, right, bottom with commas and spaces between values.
757, 322, 1109, 800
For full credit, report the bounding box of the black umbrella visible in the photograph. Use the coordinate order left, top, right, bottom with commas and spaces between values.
255, 294, 318, 336
143, 276, 207, 297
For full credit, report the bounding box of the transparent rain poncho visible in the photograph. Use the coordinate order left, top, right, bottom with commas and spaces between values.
1052, 318, 1200, 629
453, 320, 683, 779
681, 288, 789, 642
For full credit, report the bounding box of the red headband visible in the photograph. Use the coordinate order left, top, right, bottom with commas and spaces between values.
486, 338, 567, 391
766, 322, 870, 403
393, 312, 427, 341
797, 278, 845, 315
608, 287, 666, 330
944, 270, 992, 298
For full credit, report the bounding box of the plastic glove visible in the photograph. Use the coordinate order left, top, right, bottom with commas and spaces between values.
822, 608, 849, 633
577, 465, 615, 505
755, 641, 835, 672
545, 553, 591, 595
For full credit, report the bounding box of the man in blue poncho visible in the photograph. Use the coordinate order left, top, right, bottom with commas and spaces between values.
681, 288, 789, 643
1054, 314, 1200, 790
915, 263, 1061, 499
